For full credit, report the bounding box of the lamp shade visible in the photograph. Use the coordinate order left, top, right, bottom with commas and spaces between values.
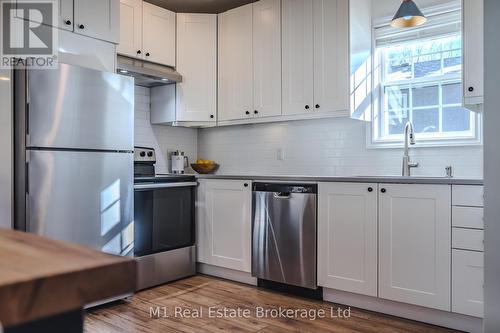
391, 0, 427, 28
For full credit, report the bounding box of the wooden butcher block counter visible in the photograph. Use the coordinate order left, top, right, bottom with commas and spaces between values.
0, 228, 136, 333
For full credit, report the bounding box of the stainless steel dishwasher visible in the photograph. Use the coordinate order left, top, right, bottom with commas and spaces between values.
252, 182, 318, 290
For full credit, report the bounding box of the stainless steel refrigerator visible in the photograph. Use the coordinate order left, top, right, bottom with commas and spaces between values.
14, 63, 135, 256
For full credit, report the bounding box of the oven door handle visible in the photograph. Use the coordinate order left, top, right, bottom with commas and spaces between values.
134, 182, 198, 190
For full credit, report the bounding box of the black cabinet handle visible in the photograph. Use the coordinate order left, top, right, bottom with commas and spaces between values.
137, 50, 142, 55
254, 110, 258, 114
381, 188, 386, 193
64, 19, 71, 25
210, 114, 214, 119
245, 111, 250, 115
368, 187, 373, 192
305, 105, 310, 110
145, 52, 150, 57
78, 24, 84, 29
468, 86, 474, 92
244, 183, 249, 187
315, 104, 320, 109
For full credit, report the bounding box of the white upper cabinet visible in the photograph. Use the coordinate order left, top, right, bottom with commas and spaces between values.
282, 0, 348, 117
318, 183, 378, 297
196, 180, 252, 272
462, 0, 484, 109
74, 0, 119, 43
218, 4, 254, 121
117, 0, 142, 58
282, 0, 314, 116
252, 0, 282, 118
58, 0, 74, 31
313, 0, 349, 114
379, 184, 451, 311
142, 2, 176, 67
176, 14, 217, 123
117, 1, 175, 67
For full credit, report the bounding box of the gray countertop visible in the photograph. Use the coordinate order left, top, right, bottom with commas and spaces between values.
194, 174, 483, 185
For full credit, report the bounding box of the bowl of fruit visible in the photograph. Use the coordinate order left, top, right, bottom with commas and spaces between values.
191, 159, 219, 174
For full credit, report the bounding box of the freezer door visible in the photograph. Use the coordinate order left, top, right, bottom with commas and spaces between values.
26, 150, 134, 255
27, 63, 134, 151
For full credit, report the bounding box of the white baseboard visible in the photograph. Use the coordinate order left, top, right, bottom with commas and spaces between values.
323, 288, 483, 333
197, 263, 257, 286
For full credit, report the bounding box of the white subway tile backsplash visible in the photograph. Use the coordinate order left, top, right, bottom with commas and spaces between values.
198, 117, 483, 178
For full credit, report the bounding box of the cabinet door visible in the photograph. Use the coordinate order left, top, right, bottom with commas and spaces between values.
74, 0, 119, 43
58, 0, 74, 31
282, 0, 314, 116
16, 0, 73, 31
117, 0, 142, 58
379, 184, 451, 311
452, 249, 484, 317
196, 180, 252, 272
176, 14, 217, 123
462, 0, 484, 107
218, 4, 253, 121
318, 183, 378, 296
313, 0, 349, 114
142, 2, 176, 67
253, 0, 281, 118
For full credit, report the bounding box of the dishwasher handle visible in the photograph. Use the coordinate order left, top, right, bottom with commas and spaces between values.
273, 192, 291, 199
253, 182, 317, 194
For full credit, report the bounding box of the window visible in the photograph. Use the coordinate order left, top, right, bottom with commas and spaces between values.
371, 30, 480, 147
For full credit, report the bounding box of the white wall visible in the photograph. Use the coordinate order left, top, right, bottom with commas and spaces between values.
134, 86, 198, 174
197, 118, 483, 178
0, 70, 12, 229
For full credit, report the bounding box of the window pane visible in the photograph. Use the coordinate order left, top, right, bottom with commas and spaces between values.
443, 50, 461, 75
387, 109, 409, 135
386, 57, 412, 81
414, 53, 441, 78
442, 83, 461, 104
412, 85, 439, 107
385, 45, 412, 81
386, 86, 409, 109
413, 108, 439, 133
443, 106, 471, 132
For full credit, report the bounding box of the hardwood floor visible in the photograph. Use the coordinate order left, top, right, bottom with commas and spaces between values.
85, 275, 460, 333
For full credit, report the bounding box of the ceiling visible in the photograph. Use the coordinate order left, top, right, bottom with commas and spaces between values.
144, 0, 256, 13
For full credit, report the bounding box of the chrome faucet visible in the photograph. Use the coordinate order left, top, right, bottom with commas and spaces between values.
402, 121, 419, 176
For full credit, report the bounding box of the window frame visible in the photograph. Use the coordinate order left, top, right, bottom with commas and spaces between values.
368, 34, 482, 149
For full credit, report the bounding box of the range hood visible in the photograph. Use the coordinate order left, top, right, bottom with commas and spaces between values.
116, 55, 182, 87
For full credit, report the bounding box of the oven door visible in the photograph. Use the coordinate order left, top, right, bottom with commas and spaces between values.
134, 182, 196, 257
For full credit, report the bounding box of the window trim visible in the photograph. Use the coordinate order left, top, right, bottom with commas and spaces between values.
368, 33, 482, 149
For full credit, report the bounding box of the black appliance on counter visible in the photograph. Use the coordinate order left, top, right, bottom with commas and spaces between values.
134, 147, 197, 290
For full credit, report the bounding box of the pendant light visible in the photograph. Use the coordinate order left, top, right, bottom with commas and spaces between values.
391, 0, 427, 28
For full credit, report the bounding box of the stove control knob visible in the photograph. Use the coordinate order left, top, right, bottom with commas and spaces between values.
147, 152, 153, 157
139, 151, 146, 157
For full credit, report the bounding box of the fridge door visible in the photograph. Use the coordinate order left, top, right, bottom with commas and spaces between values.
26, 150, 134, 255
27, 63, 134, 151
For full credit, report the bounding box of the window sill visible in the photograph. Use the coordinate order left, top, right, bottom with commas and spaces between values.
366, 137, 482, 149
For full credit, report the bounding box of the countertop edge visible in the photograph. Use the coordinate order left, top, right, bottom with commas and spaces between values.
194, 174, 483, 186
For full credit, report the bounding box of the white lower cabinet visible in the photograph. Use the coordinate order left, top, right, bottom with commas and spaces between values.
196, 179, 252, 272
452, 249, 484, 317
317, 182, 378, 297
378, 184, 451, 311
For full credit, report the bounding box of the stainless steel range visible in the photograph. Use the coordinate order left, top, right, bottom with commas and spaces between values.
134, 147, 197, 290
